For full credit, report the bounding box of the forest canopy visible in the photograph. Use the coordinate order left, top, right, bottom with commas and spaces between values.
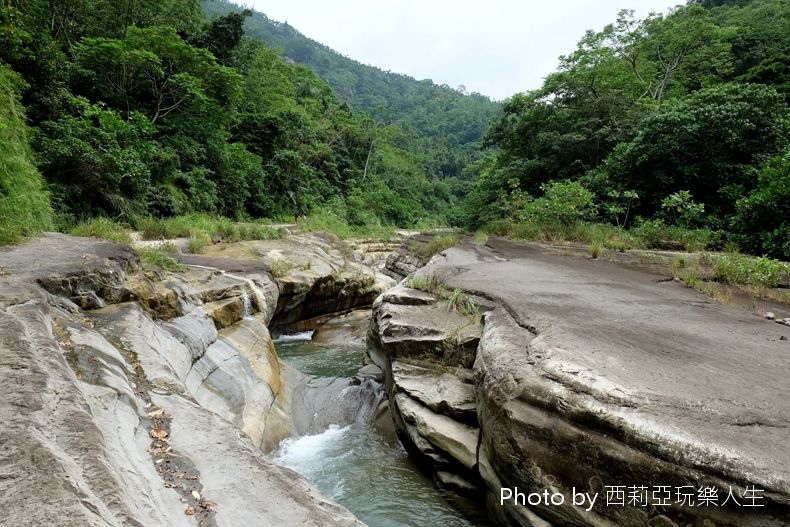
466, 0, 790, 257
0, 0, 788, 258
1, 0, 491, 232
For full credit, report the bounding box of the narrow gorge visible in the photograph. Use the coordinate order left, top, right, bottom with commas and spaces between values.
1, 231, 788, 527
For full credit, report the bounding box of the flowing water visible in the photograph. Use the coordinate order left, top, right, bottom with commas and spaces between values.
273, 331, 489, 527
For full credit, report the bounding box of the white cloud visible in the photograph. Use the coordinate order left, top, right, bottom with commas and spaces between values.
246, 0, 680, 100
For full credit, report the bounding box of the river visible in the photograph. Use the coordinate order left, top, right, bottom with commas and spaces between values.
272, 331, 490, 527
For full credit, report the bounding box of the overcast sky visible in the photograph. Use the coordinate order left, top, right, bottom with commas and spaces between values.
244, 0, 681, 100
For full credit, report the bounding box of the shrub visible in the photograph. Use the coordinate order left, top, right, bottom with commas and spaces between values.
522, 181, 597, 226
734, 152, 790, 259
713, 253, 787, 288
632, 218, 714, 251
660, 190, 705, 227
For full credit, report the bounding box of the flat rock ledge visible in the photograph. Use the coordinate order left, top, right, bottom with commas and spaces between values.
368, 238, 790, 527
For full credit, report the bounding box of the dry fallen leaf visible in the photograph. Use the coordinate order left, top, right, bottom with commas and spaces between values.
184, 506, 195, 516
149, 427, 168, 440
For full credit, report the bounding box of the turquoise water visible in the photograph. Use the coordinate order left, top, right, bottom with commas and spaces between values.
275, 331, 365, 377
273, 333, 489, 527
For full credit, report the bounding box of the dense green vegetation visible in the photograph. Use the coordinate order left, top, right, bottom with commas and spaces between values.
0, 0, 485, 240
201, 0, 501, 183
0, 0, 787, 268
0, 64, 52, 244
467, 0, 790, 258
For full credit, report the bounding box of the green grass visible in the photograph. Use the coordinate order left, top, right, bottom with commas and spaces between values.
269, 258, 311, 278
138, 214, 284, 243
406, 274, 479, 318
481, 219, 716, 253
186, 232, 211, 254
413, 234, 459, 265
405, 272, 449, 296
446, 288, 479, 316
0, 65, 53, 245
299, 209, 396, 240
136, 247, 184, 272
589, 240, 603, 259
70, 217, 132, 244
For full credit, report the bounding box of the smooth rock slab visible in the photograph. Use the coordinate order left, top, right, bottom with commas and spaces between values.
154, 392, 366, 527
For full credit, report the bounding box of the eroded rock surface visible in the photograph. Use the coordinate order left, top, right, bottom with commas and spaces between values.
0, 233, 370, 527
367, 282, 485, 495
369, 237, 790, 526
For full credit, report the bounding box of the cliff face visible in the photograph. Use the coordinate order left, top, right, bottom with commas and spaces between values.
368, 237, 790, 527
0, 233, 387, 527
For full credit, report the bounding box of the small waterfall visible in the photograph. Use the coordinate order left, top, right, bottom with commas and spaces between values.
342, 379, 385, 424
241, 288, 253, 319
226, 272, 268, 318
273, 331, 315, 342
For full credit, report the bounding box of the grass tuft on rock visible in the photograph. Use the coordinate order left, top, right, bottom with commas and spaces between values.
137, 247, 184, 272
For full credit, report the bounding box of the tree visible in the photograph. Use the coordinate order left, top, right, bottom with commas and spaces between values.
598, 83, 790, 221
74, 25, 242, 124
734, 153, 790, 258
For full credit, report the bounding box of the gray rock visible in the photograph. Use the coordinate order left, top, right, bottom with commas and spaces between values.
0, 233, 139, 307
431, 238, 790, 526
392, 362, 477, 423
357, 363, 384, 381
395, 394, 479, 470
155, 391, 365, 527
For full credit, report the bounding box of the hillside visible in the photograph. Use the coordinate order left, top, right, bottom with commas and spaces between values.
201, 0, 501, 180
465, 0, 790, 258
1, 0, 474, 232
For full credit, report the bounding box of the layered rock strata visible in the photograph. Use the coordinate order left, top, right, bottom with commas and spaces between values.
0, 233, 385, 527
369, 237, 790, 527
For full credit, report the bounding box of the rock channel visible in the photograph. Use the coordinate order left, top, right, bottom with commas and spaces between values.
4, 231, 789, 527
0, 232, 394, 527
